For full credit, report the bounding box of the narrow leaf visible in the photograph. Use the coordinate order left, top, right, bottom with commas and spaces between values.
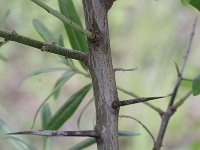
118, 130, 139, 136
53, 71, 75, 100
32, 19, 56, 42
47, 84, 91, 130
190, 0, 200, 11
77, 97, 94, 128
69, 138, 96, 150
192, 74, 200, 96
31, 71, 74, 128
58, 0, 88, 69
23, 67, 68, 80
58, 0, 88, 52
41, 103, 52, 129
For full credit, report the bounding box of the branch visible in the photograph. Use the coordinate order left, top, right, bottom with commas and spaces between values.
7, 130, 99, 138
112, 96, 166, 108
117, 87, 164, 115
30, 0, 94, 39
153, 16, 198, 150
0, 30, 88, 63
119, 115, 156, 144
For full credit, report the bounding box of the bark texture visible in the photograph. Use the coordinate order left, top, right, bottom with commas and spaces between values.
82, 0, 119, 149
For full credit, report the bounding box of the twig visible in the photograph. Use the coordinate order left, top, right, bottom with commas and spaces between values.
113, 96, 166, 108
153, 16, 198, 150
30, 0, 94, 39
7, 130, 99, 138
117, 87, 164, 115
114, 67, 137, 72
0, 30, 88, 63
119, 115, 156, 144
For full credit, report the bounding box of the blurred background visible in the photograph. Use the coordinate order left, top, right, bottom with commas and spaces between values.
0, 0, 200, 150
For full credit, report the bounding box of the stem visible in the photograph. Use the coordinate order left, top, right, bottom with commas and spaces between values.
0, 30, 87, 63
30, 0, 94, 39
83, 0, 119, 149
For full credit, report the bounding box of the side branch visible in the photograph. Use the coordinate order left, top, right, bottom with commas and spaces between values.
7, 130, 99, 138
0, 30, 88, 63
30, 0, 94, 39
112, 96, 165, 108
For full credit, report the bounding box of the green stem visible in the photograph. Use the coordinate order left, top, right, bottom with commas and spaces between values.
30, 0, 94, 39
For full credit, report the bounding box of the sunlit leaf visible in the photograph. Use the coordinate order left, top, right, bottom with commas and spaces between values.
69, 138, 95, 150
47, 84, 91, 130
77, 97, 94, 128
31, 71, 74, 128
33, 19, 56, 42
192, 74, 200, 96
53, 71, 75, 100
23, 67, 68, 80
41, 103, 51, 129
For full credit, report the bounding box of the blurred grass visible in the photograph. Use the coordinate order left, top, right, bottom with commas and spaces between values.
0, 0, 200, 150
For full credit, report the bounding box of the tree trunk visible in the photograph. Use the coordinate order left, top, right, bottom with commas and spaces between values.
82, 0, 119, 149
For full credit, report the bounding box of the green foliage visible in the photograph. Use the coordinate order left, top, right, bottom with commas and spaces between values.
41, 103, 52, 129
77, 97, 94, 128
58, 0, 88, 69
32, 70, 74, 128
33, 19, 57, 42
181, 0, 200, 11
58, 0, 88, 52
47, 84, 91, 130
192, 74, 200, 96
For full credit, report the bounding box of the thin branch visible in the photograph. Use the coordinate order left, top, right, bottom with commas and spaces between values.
168, 16, 198, 107
119, 115, 156, 144
7, 130, 99, 138
114, 67, 137, 72
113, 96, 166, 108
117, 87, 164, 115
0, 30, 88, 63
153, 16, 198, 150
30, 0, 94, 39
173, 90, 192, 110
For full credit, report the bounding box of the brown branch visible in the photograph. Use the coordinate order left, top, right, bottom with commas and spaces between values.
153, 16, 198, 150
112, 96, 166, 108
119, 115, 156, 144
7, 130, 99, 138
0, 30, 88, 63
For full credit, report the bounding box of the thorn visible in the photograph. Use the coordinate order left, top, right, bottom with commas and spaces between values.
174, 62, 181, 77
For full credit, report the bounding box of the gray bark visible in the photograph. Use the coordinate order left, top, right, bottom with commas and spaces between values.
82, 0, 119, 149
